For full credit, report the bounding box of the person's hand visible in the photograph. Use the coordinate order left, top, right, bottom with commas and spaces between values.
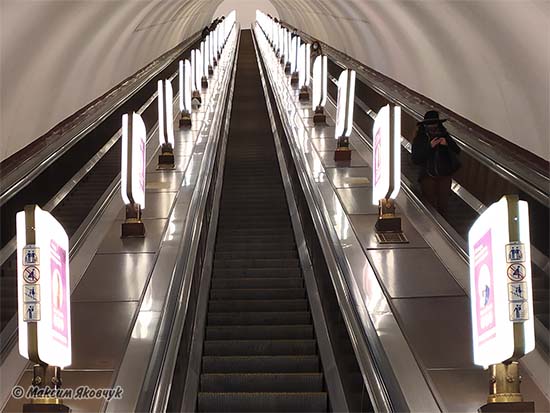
438, 137, 448, 146
430, 138, 439, 148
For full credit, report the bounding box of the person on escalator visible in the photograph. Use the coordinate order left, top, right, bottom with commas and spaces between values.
411, 110, 461, 216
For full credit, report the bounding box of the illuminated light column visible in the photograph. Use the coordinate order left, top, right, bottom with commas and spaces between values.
200, 41, 209, 89
279, 26, 285, 64
121, 112, 147, 236
290, 36, 300, 86
334, 69, 355, 162
17, 204, 71, 411
284, 30, 292, 74
179, 59, 192, 128
207, 35, 214, 76
312, 55, 328, 124
469, 195, 535, 412
298, 43, 311, 101
191, 49, 202, 106
371, 104, 405, 237
157, 79, 176, 169
211, 29, 218, 67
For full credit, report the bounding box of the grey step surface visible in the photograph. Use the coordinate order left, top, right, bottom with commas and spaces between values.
207, 311, 311, 326
197, 392, 328, 412
201, 355, 321, 373
200, 373, 324, 392
210, 288, 306, 300
206, 325, 314, 340
195, 30, 327, 413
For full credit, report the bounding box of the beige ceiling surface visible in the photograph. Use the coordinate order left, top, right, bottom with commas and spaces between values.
1, 0, 548, 162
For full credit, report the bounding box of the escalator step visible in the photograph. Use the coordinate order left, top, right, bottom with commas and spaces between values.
203, 339, 317, 356
197, 392, 327, 412
215, 243, 296, 252
206, 325, 314, 340
207, 311, 311, 326
202, 355, 320, 373
208, 299, 308, 312
210, 288, 306, 300
213, 258, 300, 268
200, 373, 323, 392
210, 278, 303, 289
212, 267, 302, 278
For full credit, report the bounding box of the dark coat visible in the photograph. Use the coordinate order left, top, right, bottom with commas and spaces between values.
411, 124, 460, 180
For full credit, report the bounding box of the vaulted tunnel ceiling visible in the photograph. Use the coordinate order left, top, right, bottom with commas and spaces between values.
1, 0, 548, 162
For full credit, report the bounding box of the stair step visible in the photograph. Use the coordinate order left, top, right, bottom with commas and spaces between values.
211, 278, 303, 289
210, 288, 306, 300
207, 311, 311, 326
215, 243, 296, 252
203, 340, 317, 356
200, 373, 323, 392
216, 235, 295, 244
213, 267, 301, 278
197, 391, 327, 412
214, 258, 300, 268
208, 299, 308, 312
202, 355, 320, 373
206, 325, 314, 340
214, 250, 297, 260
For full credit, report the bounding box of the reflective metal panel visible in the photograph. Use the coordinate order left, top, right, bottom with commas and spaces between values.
391, 296, 473, 368
367, 249, 464, 298
72, 253, 156, 302
69, 301, 138, 369
97, 218, 167, 254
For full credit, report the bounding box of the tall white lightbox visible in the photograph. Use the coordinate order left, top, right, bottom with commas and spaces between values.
17, 206, 72, 368
372, 104, 401, 203
201, 41, 208, 78
468, 196, 534, 368
312, 55, 328, 109
158, 80, 175, 148
208, 35, 214, 68
121, 112, 147, 208
291, 37, 300, 73
298, 43, 311, 89
179, 60, 192, 113
335, 70, 356, 138
191, 50, 202, 91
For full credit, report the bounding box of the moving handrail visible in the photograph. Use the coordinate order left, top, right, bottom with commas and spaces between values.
0, 30, 201, 208
134, 25, 239, 413
253, 25, 410, 413
283, 24, 549, 207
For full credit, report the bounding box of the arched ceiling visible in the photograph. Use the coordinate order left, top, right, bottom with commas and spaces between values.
1, 0, 548, 162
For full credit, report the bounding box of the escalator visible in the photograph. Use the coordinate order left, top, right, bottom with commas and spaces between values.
193, 30, 328, 412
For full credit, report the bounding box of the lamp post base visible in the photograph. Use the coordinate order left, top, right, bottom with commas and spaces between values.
299, 87, 310, 102
478, 402, 534, 413
121, 220, 145, 238
313, 107, 326, 124
192, 91, 202, 109
333, 148, 352, 162
23, 403, 70, 412
122, 204, 145, 238
290, 73, 299, 87
179, 112, 192, 129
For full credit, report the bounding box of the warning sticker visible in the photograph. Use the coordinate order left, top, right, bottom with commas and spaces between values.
507, 264, 526, 282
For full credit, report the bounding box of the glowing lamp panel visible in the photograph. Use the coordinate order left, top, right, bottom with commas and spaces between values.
372, 105, 390, 203
179, 60, 192, 113
468, 197, 534, 368
164, 81, 175, 147
312, 56, 327, 108
17, 206, 72, 368
335, 70, 355, 138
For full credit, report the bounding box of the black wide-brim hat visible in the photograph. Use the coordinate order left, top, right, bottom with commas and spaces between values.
418, 110, 447, 124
